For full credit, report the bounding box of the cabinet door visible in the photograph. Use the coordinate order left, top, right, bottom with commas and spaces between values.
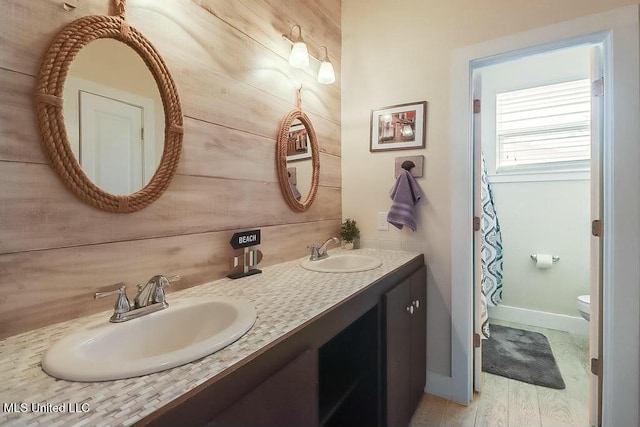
385, 277, 412, 427
208, 349, 318, 427
410, 267, 427, 411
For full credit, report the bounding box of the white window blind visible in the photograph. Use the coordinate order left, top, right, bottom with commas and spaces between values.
495, 79, 591, 172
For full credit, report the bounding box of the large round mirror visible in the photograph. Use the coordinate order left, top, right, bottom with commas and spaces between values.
63, 39, 164, 196
276, 110, 319, 212
35, 14, 183, 213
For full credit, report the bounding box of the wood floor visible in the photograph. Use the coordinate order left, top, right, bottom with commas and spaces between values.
410, 320, 590, 427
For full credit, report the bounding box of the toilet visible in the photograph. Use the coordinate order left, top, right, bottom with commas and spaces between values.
577, 294, 590, 321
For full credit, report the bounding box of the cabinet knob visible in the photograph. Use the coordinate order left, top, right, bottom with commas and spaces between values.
406, 305, 414, 314
413, 300, 420, 309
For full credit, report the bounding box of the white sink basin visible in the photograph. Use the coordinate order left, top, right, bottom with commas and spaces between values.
42, 297, 256, 382
300, 253, 382, 273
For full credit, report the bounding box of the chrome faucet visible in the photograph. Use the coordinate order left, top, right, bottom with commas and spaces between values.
134, 275, 173, 308
309, 237, 340, 261
94, 275, 180, 323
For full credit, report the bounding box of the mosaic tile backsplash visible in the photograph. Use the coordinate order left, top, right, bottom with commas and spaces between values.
0, 249, 419, 426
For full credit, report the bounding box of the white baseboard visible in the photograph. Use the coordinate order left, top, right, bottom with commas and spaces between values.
489, 304, 589, 336
425, 371, 453, 401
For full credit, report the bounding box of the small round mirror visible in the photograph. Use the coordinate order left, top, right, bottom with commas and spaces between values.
277, 110, 319, 212
63, 39, 164, 195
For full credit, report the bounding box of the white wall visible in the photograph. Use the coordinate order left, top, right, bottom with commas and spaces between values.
479, 47, 591, 317
341, 0, 639, 385
491, 180, 590, 316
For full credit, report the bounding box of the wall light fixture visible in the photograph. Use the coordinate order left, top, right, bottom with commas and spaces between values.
283, 25, 335, 85
287, 25, 309, 69
317, 46, 336, 84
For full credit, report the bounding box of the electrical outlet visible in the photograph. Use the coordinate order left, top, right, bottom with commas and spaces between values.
377, 212, 389, 231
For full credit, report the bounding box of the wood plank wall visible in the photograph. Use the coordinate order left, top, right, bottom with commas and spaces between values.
0, 0, 342, 338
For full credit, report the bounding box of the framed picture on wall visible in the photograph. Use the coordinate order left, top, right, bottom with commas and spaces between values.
370, 101, 427, 152
286, 123, 312, 161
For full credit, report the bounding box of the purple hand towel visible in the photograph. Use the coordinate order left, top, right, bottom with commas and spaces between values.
387, 169, 424, 231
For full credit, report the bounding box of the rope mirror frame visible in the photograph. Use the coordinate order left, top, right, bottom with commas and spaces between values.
276, 109, 320, 212
34, 1, 183, 213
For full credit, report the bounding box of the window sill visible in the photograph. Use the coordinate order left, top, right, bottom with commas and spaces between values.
487, 170, 590, 183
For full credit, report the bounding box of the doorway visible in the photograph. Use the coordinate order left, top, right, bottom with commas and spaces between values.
471, 42, 599, 426
449, 6, 640, 427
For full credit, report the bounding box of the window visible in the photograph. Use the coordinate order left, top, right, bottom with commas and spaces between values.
495, 79, 591, 173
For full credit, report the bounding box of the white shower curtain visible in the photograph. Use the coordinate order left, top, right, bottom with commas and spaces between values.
480, 154, 503, 338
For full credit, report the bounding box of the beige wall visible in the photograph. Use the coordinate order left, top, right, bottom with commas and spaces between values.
0, 0, 341, 338
342, 0, 639, 378
290, 159, 313, 199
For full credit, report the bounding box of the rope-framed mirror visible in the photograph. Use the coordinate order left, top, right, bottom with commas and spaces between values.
276, 108, 320, 212
34, 0, 183, 213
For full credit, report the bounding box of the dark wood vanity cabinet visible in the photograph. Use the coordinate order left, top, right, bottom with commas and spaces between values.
209, 307, 380, 427
384, 267, 427, 427
136, 256, 426, 427
207, 349, 318, 427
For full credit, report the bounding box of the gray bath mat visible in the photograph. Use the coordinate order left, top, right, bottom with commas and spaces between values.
482, 324, 565, 389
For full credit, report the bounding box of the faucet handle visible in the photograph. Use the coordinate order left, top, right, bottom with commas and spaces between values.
151, 275, 179, 305
94, 283, 131, 316
309, 243, 320, 260
94, 282, 126, 299
154, 281, 169, 305
147, 274, 180, 284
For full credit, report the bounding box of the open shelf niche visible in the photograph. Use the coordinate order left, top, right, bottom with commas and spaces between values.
318, 306, 380, 427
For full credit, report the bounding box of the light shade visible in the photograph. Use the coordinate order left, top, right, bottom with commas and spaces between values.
289, 41, 309, 69
317, 59, 336, 84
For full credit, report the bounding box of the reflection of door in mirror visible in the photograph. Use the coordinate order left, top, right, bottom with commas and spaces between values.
285, 120, 313, 201
79, 91, 145, 195
63, 39, 164, 195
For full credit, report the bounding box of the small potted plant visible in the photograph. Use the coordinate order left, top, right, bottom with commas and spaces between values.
340, 218, 360, 250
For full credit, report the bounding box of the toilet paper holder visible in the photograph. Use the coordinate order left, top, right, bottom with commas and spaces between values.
530, 254, 560, 263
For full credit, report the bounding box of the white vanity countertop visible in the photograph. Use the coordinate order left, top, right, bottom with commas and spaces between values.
0, 248, 420, 427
